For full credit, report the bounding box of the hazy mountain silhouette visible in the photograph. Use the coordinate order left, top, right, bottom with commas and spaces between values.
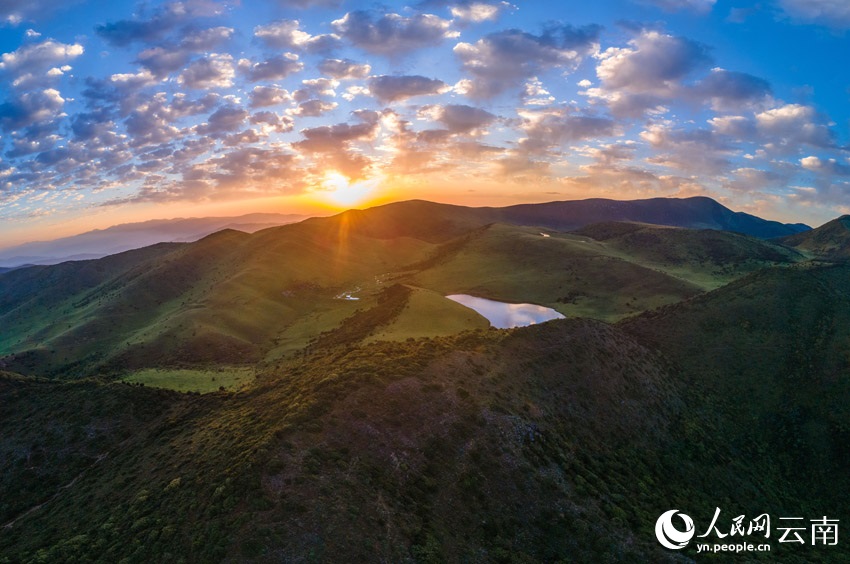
0, 213, 308, 268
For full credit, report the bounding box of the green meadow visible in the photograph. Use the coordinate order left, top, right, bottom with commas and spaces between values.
121, 367, 256, 393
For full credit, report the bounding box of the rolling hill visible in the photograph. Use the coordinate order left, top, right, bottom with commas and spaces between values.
2, 195, 801, 270
0, 197, 844, 563
0, 199, 810, 378
780, 215, 850, 261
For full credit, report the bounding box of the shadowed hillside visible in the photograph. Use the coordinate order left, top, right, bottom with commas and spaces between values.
623, 263, 850, 508
2, 311, 846, 562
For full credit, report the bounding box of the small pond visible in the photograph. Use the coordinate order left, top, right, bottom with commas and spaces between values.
446, 294, 565, 329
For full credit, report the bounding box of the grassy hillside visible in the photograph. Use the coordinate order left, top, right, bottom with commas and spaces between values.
0, 202, 811, 382
364, 286, 490, 342
574, 222, 803, 289
121, 367, 256, 393
408, 222, 803, 321
780, 216, 850, 261
0, 219, 436, 378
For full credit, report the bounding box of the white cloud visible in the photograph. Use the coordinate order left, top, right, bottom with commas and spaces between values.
708, 115, 756, 138
419, 104, 496, 133
177, 54, 235, 89
800, 155, 850, 176
237, 54, 303, 82
332, 11, 458, 56
522, 77, 555, 106
249, 86, 292, 108
640, 123, 733, 174
517, 107, 618, 154
596, 31, 708, 91
0, 0, 83, 26
778, 0, 850, 28
0, 88, 66, 131
634, 0, 716, 14
368, 75, 450, 103
454, 25, 601, 98
724, 167, 786, 193
196, 105, 248, 136
288, 99, 339, 117
318, 58, 371, 80
254, 20, 341, 54
590, 30, 712, 116
450, 2, 508, 22
0, 39, 83, 75
692, 68, 771, 111
755, 104, 833, 149
293, 77, 338, 102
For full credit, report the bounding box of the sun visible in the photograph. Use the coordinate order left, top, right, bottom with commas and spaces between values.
321, 171, 381, 208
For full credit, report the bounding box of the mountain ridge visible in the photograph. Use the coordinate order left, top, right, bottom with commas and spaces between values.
342, 196, 811, 238
488, 195, 810, 238
0, 197, 808, 269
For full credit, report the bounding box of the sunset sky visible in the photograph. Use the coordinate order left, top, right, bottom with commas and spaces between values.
1, 0, 849, 247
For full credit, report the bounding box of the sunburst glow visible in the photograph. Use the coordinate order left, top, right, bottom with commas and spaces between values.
321, 172, 382, 208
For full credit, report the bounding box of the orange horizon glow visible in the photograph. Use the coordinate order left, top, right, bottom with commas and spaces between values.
1, 173, 842, 251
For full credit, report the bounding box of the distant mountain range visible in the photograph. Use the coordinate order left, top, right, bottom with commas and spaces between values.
0, 213, 309, 268
0, 196, 809, 268
323, 196, 811, 243
488, 196, 811, 238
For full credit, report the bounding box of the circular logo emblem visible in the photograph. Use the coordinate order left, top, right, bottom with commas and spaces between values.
655, 509, 695, 550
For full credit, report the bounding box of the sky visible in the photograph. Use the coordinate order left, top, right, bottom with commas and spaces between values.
1, 0, 849, 247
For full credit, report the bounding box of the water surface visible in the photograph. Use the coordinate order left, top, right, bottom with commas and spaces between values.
446, 294, 565, 329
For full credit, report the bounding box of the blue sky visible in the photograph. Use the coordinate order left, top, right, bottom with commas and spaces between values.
1, 0, 849, 246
